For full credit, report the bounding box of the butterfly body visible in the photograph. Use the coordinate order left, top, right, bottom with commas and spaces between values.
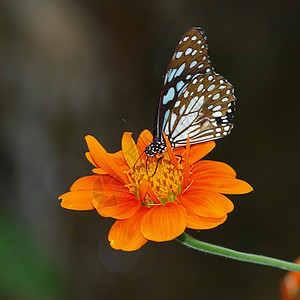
147, 27, 236, 155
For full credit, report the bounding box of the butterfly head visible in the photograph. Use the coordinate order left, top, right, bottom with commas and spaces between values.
145, 138, 166, 156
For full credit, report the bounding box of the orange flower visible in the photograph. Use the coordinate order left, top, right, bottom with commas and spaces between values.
59, 130, 253, 251
281, 257, 300, 300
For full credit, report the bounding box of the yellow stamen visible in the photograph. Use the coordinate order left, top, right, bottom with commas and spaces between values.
127, 153, 184, 206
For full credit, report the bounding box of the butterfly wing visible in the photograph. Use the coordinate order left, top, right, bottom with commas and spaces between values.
154, 27, 236, 146
163, 72, 235, 146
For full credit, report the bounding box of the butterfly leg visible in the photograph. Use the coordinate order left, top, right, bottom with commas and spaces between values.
151, 155, 164, 177
133, 151, 145, 171
146, 155, 149, 172
175, 154, 182, 163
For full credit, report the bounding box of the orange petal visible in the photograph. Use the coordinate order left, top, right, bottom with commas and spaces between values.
280, 257, 300, 299
190, 141, 215, 165
192, 177, 253, 194
173, 146, 185, 157
138, 180, 148, 201
186, 210, 227, 229
137, 130, 153, 155
70, 175, 100, 191
88, 176, 141, 219
110, 150, 126, 164
192, 160, 237, 178
92, 168, 108, 175
92, 195, 140, 219
163, 132, 179, 169
108, 207, 149, 251
141, 203, 187, 242
138, 179, 160, 204
177, 189, 234, 218
86, 150, 126, 170
85, 135, 129, 184
59, 191, 94, 210
85, 152, 98, 168
122, 132, 139, 169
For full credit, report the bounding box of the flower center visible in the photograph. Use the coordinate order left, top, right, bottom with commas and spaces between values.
127, 153, 183, 206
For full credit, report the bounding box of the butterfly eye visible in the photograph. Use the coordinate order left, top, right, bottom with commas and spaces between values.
148, 27, 236, 154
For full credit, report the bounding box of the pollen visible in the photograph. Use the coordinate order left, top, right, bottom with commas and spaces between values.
127, 153, 183, 207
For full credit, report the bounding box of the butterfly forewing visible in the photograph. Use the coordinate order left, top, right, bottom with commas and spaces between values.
154, 27, 235, 147
155, 27, 213, 135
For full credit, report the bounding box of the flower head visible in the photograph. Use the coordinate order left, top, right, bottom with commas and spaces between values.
59, 130, 253, 251
281, 257, 300, 300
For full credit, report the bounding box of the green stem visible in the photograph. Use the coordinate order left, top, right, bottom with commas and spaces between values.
176, 232, 300, 272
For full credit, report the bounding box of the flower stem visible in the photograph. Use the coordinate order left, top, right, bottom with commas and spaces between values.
176, 232, 300, 272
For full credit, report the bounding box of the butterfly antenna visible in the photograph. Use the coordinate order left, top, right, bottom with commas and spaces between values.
122, 119, 139, 137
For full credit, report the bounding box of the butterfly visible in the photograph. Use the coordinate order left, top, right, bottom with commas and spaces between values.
145, 27, 236, 156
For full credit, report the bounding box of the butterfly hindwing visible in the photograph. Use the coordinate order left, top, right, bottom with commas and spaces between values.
163, 72, 235, 146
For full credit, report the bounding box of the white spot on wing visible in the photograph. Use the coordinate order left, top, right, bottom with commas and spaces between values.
170, 113, 177, 129
212, 111, 222, 118
190, 96, 204, 112
163, 87, 175, 104
197, 84, 204, 92
186, 96, 199, 113
190, 60, 197, 68
185, 48, 193, 55
175, 63, 186, 78
176, 80, 185, 91
183, 90, 189, 98
213, 105, 221, 111
199, 130, 214, 136
168, 69, 176, 82
163, 109, 170, 129
178, 83, 188, 97
180, 105, 185, 115
207, 84, 215, 91
164, 75, 168, 84
176, 51, 183, 59
172, 112, 198, 138
212, 93, 220, 100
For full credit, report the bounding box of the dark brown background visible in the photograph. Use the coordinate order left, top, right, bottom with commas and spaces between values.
1, 0, 299, 299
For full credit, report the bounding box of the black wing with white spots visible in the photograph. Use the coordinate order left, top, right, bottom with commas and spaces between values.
145, 27, 236, 156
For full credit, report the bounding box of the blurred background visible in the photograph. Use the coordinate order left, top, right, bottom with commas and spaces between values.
1, 0, 299, 299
